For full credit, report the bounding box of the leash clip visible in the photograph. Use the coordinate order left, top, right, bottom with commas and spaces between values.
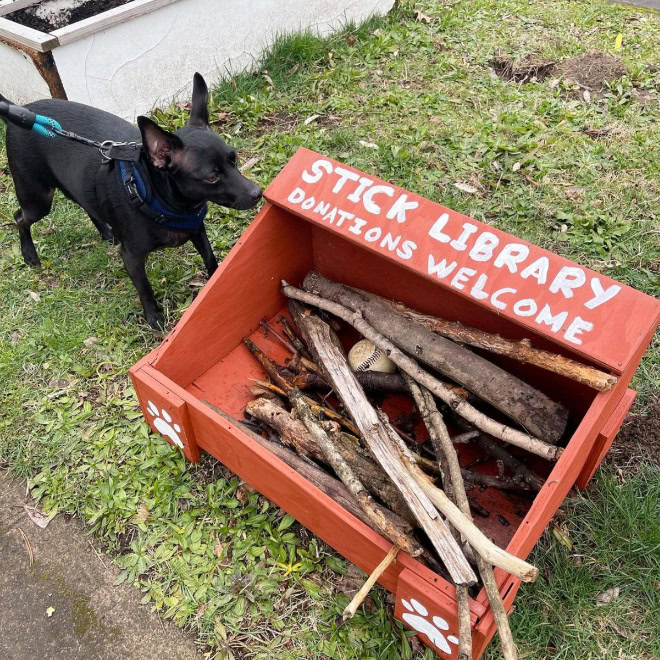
99, 140, 142, 162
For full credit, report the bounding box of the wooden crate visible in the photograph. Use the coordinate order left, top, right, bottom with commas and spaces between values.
130, 148, 659, 658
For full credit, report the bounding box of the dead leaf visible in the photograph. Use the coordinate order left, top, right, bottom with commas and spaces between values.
188, 279, 206, 288
28, 291, 41, 303
132, 503, 151, 525
83, 337, 98, 348
454, 182, 478, 194
46, 606, 55, 617
336, 563, 366, 597
552, 525, 573, 550
48, 379, 70, 388
214, 542, 225, 558
433, 41, 448, 51
596, 587, 620, 606
286, 63, 299, 78
346, 35, 357, 46
304, 114, 321, 126
24, 505, 52, 529
11, 331, 21, 344
359, 140, 379, 150
415, 9, 432, 23
583, 89, 592, 103
512, 162, 521, 172
241, 156, 261, 172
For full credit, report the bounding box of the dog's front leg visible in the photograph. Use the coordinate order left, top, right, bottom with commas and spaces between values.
119, 245, 164, 328
190, 223, 218, 277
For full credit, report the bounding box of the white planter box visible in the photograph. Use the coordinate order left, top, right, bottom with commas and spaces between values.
0, 0, 394, 119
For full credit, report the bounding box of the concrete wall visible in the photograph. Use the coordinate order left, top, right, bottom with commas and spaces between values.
0, 41, 51, 104
52, 0, 395, 120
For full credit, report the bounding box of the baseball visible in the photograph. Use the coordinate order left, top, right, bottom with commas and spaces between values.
347, 339, 396, 373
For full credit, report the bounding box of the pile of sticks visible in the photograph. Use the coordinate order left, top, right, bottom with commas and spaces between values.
210, 271, 615, 659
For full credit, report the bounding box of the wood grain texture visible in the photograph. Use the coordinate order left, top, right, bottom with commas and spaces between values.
0, 16, 57, 51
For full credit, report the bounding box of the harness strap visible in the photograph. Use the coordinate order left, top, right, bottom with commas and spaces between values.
116, 160, 207, 232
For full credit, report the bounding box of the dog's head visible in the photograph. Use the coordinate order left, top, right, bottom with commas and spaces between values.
136, 73, 262, 211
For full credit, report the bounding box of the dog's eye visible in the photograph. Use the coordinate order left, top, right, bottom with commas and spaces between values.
206, 174, 220, 184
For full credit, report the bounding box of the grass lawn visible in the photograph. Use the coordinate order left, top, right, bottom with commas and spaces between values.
1, 0, 658, 657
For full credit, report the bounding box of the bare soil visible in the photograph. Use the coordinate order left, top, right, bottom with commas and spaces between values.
492, 51, 627, 91
8, 0, 132, 33
609, 400, 660, 470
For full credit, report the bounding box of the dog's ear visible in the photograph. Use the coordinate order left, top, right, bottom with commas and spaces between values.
137, 117, 183, 169
188, 72, 209, 127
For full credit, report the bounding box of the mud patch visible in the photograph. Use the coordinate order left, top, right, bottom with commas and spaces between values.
491, 55, 555, 83
609, 400, 660, 470
492, 51, 627, 93
553, 51, 626, 92
8, 0, 132, 32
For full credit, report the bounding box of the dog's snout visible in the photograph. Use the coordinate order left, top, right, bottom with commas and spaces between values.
249, 184, 262, 202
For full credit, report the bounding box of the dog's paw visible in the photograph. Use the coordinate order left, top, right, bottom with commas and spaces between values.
146, 400, 183, 448
145, 309, 165, 330
401, 598, 459, 654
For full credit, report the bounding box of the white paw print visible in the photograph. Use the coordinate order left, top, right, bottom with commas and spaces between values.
401, 598, 459, 655
146, 400, 183, 449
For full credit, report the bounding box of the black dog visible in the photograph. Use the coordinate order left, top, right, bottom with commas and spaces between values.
2, 73, 262, 328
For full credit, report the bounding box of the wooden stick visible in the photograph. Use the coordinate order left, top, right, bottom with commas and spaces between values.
201, 401, 414, 539
289, 390, 422, 557
289, 301, 477, 586
380, 297, 616, 392
250, 379, 360, 436
304, 273, 568, 443
243, 338, 293, 391
382, 415, 538, 583
282, 284, 563, 463
342, 545, 400, 620
403, 374, 472, 658
245, 397, 414, 521
398, 379, 520, 659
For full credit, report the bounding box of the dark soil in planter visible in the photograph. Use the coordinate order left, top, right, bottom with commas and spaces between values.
8, 0, 132, 33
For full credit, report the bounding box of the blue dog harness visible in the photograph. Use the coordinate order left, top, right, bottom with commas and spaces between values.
116, 159, 208, 232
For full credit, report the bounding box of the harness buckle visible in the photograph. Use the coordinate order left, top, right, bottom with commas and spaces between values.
125, 174, 143, 207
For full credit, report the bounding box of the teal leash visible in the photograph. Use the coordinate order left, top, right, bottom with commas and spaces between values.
0, 100, 141, 161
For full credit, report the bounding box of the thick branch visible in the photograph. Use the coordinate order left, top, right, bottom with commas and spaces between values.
304, 273, 568, 443
283, 284, 563, 462
381, 297, 616, 392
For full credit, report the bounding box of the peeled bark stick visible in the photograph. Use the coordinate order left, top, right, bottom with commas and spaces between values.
343, 545, 400, 620
245, 398, 413, 521
283, 285, 563, 463
243, 338, 294, 392
380, 297, 616, 392
201, 401, 415, 539
394, 384, 520, 659
382, 415, 538, 583
289, 300, 477, 586
290, 390, 422, 557
304, 272, 568, 444
403, 375, 472, 659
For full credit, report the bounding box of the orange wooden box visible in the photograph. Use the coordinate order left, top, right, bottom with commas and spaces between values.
130, 148, 659, 658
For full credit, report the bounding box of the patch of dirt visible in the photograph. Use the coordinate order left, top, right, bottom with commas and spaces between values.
492, 51, 626, 92
9, 0, 132, 33
491, 55, 556, 83
608, 400, 660, 470
553, 51, 626, 92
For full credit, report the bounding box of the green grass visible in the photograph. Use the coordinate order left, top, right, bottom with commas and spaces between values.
1, 0, 659, 657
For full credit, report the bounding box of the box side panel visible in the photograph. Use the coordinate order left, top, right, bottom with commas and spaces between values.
185, 396, 407, 592
131, 367, 200, 462
153, 204, 313, 388
575, 388, 636, 489
268, 148, 660, 373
